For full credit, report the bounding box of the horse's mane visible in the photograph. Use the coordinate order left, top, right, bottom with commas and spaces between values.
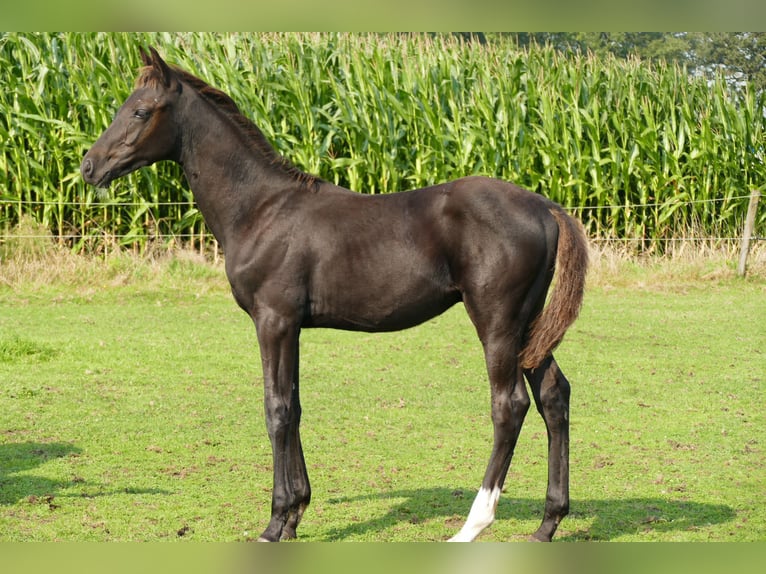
136, 64, 321, 189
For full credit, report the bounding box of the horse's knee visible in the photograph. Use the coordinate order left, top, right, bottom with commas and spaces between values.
264, 400, 301, 437
512, 383, 532, 418
491, 381, 530, 429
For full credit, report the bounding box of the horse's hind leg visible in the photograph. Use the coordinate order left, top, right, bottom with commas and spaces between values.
524, 355, 570, 541
449, 330, 530, 542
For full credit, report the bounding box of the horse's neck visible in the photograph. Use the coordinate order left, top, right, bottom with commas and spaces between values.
177, 93, 294, 251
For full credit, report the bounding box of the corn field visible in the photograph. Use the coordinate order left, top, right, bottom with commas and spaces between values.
1, 32, 764, 254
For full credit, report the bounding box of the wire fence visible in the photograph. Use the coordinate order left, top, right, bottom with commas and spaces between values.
6, 193, 752, 211
1, 192, 763, 255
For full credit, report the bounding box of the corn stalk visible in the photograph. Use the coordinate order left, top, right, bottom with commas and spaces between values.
1, 32, 764, 254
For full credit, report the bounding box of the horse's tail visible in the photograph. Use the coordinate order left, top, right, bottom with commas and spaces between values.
519, 207, 589, 370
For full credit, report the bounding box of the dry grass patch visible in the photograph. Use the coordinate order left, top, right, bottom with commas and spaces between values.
586, 239, 766, 292
1, 216, 225, 297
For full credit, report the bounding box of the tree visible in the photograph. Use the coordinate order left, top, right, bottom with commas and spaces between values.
500, 32, 766, 93
687, 32, 766, 93
503, 32, 691, 63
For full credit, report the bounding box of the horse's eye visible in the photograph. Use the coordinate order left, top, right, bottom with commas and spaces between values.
133, 109, 149, 120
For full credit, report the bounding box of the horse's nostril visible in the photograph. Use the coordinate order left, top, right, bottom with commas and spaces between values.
82, 158, 93, 177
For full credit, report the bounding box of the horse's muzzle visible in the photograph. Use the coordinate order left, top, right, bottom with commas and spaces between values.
80, 155, 113, 188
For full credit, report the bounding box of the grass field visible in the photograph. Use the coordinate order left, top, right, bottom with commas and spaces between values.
0, 248, 764, 542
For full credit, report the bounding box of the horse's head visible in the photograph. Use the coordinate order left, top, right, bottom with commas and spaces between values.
81, 47, 182, 188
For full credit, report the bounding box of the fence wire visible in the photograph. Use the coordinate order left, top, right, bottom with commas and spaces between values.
1, 193, 762, 248
4, 193, 755, 210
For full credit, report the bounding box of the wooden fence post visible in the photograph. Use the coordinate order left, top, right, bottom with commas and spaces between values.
737, 189, 761, 277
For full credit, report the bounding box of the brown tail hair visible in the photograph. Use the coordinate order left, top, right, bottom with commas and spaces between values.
519, 208, 589, 370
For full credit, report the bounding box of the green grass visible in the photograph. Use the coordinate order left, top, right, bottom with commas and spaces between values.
0, 255, 764, 541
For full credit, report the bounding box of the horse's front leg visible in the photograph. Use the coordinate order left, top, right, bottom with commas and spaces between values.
254, 310, 310, 542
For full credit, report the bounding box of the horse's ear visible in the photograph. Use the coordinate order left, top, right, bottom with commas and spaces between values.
146, 46, 174, 89
139, 46, 152, 67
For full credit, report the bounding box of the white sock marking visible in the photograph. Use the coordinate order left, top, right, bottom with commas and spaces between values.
448, 486, 501, 542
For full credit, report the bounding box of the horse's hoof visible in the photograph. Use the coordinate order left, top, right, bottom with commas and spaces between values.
528, 532, 551, 542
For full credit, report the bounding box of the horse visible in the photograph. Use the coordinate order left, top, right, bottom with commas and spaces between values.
81, 47, 588, 542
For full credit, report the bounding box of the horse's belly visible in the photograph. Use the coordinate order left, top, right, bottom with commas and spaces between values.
305, 282, 460, 332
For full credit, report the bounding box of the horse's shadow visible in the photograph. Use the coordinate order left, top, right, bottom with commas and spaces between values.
320, 487, 736, 541
0, 441, 166, 505
0, 442, 82, 505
